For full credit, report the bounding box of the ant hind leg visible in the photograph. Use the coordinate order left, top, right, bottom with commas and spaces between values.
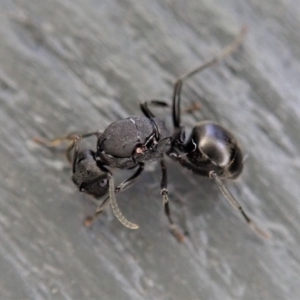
172, 26, 248, 129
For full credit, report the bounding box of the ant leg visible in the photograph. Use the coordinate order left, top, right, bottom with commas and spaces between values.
84, 196, 110, 227
84, 163, 145, 227
65, 140, 76, 164
33, 131, 100, 147
140, 101, 169, 118
71, 135, 83, 173
71, 131, 102, 163
33, 133, 78, 163
140, 101, 169, 141
169, 154, 270, 239
160, 157, 171, 215
160, 156, 185, 242
140, 100, 201, 123
209, 171, 271, 239
172, 26, 248, 129
115, 163, 145, 194
183, 102, 202, 113
33, 131, 101, 163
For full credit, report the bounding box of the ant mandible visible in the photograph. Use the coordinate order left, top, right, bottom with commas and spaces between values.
34, 27, 270, 241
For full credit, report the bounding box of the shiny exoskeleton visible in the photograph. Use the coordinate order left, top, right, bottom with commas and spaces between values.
175, 121, 243, 179
34, 27, 270, 240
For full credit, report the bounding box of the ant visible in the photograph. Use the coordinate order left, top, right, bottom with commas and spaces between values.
34, 27, 270, 241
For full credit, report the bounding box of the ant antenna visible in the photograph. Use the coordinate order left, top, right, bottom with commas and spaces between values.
209, 171, 271, 239
108, 176, 139, 229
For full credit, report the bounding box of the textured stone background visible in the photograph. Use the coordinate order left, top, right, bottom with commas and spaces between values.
1, 1, 300, 299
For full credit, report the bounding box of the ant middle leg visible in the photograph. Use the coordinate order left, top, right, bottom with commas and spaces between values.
160, 156, 185, 242
33, 131, 101, 163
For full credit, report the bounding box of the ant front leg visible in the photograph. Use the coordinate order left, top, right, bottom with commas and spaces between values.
172, 26, 248, 130
33, 131, 101, 163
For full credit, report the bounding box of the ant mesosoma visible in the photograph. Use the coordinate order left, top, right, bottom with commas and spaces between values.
34, 27, 270, 241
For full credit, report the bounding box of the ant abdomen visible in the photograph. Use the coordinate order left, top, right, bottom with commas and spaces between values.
185, 121, 243, 179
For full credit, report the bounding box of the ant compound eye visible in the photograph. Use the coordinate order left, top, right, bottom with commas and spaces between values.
99, 179, 108, 187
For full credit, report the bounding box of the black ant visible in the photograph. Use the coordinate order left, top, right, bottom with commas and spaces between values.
34, 27, 270, 241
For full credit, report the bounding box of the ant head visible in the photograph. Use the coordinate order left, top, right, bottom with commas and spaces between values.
72, 149, 109, 198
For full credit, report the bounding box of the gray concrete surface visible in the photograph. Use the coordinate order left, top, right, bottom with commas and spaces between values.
0, 0, 300, 299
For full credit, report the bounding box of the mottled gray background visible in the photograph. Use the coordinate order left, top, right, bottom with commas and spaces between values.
0, 0, 300, 299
